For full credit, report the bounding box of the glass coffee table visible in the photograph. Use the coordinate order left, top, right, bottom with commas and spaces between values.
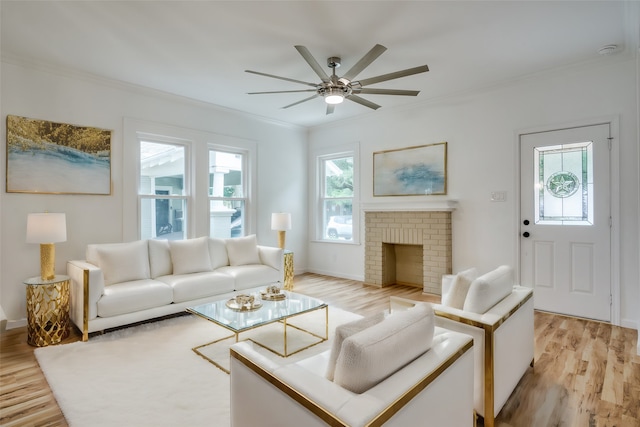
187, 288, 328, 373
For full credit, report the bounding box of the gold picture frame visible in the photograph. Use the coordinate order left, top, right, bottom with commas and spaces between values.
373, 142, 447, 196
6, 115, 112, 195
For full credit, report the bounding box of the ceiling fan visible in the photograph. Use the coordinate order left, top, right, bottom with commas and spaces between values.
245, 44, 429, 115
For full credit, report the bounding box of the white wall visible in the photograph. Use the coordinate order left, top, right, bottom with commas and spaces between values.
308, 57, 639, 328
0, 60, 308, 325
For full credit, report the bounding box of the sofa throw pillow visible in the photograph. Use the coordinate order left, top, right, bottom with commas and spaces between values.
463, 265, 513, 314
208, 238, 230, 270
226, 234, 261, 266
441, 267, 478, 309
333, 303, 435, 394
148, 239, 172, 278
325, 312, 385, 381
96, 240, 151, 286
169, 236, 213, 275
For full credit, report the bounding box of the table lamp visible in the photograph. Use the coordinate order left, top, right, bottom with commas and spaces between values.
26, 212, 67, 281
271, 212, 291, 249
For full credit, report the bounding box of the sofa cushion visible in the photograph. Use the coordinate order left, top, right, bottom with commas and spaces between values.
463, 265, 513, 314
148, 239, 172, 278
226, 235, 261, 266
325, 312, 385, 381
93, 241, 151, 286
97, 279, 173, 317
169, 237, 213, 275
157, 271, 235, 303
216, 265, 280, 290
209, 238, 230, 270
333, 303, 435, 394
441, 267, 478, 309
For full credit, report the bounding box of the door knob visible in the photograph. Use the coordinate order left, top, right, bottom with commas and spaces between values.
523, 219, 530, 226
522, 232, 530, 238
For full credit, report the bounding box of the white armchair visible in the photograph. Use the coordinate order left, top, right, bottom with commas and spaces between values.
427, 265, 534, 427
230, 303, 475, 427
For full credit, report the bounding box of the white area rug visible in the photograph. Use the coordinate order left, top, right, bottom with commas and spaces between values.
35, 307, 360, 427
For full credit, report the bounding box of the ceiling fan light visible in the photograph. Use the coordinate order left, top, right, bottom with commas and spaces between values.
324, 87, 345, 104
325, 94, 344, 104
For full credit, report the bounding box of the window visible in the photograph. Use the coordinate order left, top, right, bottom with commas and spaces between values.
319, 154, 354, 241
139, 140, 188, 240
534, 141, 593, 225
209, 148, 248, 238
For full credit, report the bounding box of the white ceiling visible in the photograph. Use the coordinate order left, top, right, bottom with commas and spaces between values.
1, 1, 637, 128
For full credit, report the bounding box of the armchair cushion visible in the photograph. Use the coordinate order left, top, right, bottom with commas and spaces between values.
463, 265, 513, 314
325, 312, 385, 381
441, 267, 478, 309
169, 236, 212, 275
226, 234, 261, 266
333, 303, 435, 394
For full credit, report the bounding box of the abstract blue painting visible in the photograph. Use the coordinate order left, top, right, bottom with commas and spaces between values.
6, 115, 111, 194
374, 142, 447, 196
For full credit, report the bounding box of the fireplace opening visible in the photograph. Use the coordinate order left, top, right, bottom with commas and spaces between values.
383, 243, 424, 288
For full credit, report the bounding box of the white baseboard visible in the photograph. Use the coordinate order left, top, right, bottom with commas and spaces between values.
5, 318, 27, 330
305, 268, 364, 282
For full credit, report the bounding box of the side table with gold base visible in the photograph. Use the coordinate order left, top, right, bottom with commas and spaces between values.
283, 250, 294, 291
24, 275, 70, 347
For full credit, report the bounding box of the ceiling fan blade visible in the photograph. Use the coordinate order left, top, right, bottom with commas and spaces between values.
248, 89, 317, 95
341, 44, 387, 81
355, 88, 420, 96
346, 95, 381, 110
326, 104, 335, 115
282, 94, 319, 109
245, 70, 318, 88
294, 45, 330, 82
356, 65, 429, 87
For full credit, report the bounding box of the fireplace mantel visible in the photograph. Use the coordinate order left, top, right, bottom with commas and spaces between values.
361, 200, 457, 212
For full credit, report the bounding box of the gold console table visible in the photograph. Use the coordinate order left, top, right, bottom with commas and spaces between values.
283, 250, 294, 291
24, 275, 70, 347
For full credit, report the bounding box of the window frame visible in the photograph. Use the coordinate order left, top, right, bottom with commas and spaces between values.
137, 136, 191, 240
314, 144, 359, 243
208, 145, 251, 238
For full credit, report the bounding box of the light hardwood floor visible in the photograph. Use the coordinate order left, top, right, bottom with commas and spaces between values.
1, 273, 638, 426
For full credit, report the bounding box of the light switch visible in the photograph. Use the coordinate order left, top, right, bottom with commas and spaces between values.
491, 191, 506, 202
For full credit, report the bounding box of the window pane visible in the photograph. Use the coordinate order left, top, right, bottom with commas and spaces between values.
324, 199, 352, 240
324, 157, 353, 198
209, 150, 243, 198
534, 141, 593, 225
210, 200, 244, 238
141, 198, 186, 240
140, 141, 185, 196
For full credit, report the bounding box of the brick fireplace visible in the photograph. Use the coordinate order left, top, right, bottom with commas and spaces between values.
364, 208, 453, 295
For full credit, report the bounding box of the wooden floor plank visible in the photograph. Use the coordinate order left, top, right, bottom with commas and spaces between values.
0, 272, 638, 427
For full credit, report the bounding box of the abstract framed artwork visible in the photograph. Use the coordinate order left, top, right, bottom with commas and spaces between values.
373, 142, 447, 196
6, 115, 112, 195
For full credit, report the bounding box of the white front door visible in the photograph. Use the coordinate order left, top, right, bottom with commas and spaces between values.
520, 124, 611, 321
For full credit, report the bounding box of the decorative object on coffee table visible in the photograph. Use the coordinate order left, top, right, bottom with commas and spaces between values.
261, 284, 287, 301
225, 294, 262, 311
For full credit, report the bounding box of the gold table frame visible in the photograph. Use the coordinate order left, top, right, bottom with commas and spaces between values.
188, 294, 328, 374
24, 275, 70, 347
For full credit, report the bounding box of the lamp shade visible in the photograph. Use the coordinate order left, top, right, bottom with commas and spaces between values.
271, 213, 292, 231
26, 213, 67, 243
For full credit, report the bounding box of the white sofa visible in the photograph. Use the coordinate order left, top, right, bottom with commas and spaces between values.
429, 265, 534, 427
230, 303, 475, 427
67, 235, 283, 341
